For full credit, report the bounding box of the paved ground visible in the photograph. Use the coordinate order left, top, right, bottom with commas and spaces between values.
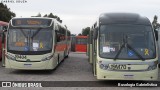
0, 52, 159, 90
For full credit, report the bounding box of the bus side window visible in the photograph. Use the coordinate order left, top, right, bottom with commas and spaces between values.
55, 24, 60, 42
56, 32, 60, 42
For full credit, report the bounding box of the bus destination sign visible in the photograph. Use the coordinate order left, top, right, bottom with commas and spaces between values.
12, 18, 52, 27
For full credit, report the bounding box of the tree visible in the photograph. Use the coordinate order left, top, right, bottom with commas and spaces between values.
43, 14, 48, 17
0, 3, 16, 22
78, 33, 82, 36
82, 27, 90, 36
32, 13, 63, 23
36, 13, 41, 17
45, 13, 62, 23
32, 13, 42, 17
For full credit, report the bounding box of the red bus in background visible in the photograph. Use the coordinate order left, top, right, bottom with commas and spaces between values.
75, 36, 88, 52
0, 21, 8, 59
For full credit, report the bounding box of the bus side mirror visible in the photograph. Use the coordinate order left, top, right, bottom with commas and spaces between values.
93, 28, 98, 40
3, 29, 7, 32
2, 26, 7, 32
155, 29, 158, 41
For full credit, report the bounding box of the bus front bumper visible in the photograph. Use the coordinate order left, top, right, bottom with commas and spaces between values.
97, 68, 158, 80
5, 59, 51, 70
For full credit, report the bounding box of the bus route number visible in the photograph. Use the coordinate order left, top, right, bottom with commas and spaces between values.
109, 64, 127, 70
15, 55, 27, 59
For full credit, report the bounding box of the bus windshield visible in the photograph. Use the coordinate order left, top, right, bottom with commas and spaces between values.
7, 28, 53, 54
99, 24, 156, 60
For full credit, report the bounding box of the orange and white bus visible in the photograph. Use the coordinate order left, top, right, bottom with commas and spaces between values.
0, 21, 8, 60
5, 17, 71, 70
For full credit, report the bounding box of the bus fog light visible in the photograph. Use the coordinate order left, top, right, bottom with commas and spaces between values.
41, 55, 53, 61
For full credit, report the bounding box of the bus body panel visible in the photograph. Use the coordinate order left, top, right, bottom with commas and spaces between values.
97, 68, 158, 80
89, 44, 93, 63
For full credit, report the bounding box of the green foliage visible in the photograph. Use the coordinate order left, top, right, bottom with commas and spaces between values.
0, 3, 16, 22
42, 13, 62, 23
33, 13, 62, 23
71, 34, 76, 36
78, 33, 82, 36
82, 27, 90, 36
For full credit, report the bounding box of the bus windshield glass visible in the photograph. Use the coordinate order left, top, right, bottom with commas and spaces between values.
7, 28, 53, 54
99, 24, 156, 60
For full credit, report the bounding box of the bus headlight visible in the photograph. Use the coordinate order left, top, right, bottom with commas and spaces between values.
148, 65, 157, 70
99, 64, 104, 69
99, 64, 108, 70
6, 54, 16, 61
41, 55, 53, 61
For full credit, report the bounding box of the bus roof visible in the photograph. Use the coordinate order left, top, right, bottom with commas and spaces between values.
99, 13, 151, 25
9, 17, 64, 28
10, 17, 53, 27
0, 21, 8, 26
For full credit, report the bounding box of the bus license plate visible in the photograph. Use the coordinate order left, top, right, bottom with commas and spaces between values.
109, 64, 127, 70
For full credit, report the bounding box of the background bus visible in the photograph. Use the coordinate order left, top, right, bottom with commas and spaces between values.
88, 13, 158, 80
71, 35, 76, 52
75, 36, 88, 52
5, 17, 71, 70
0, 21, 8, 60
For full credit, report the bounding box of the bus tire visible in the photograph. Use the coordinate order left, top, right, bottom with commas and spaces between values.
91, 63, 94, 74
57, 55, 60, 65
53, 55, 60, 70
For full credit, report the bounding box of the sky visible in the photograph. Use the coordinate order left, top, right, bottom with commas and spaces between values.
2, 0, 160, 34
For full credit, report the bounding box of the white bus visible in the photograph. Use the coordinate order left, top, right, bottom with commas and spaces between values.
88, 13, 159, 80
5, 17, 71, 70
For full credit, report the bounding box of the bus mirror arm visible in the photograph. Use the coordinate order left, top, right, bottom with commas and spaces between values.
3, 29, 7, 32
94, 51, 96, 56
93, 28, 98, 40
155, 29, 158, 41
2, 26, 7, 32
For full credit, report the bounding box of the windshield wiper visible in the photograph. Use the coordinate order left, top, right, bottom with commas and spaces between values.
114, 35, 145, 61
20, 28, 28, 38
127, 43, 145, 61
114, 42, 125, 60
31, 28, 42, 39
114, 35, 126, 60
